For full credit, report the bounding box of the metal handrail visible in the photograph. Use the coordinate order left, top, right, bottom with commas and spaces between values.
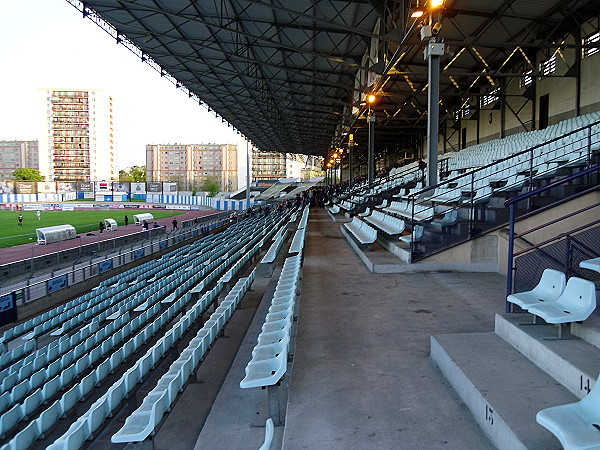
505, 164, 600, 207
505, 167, 600, 310
417, 120, 600, 198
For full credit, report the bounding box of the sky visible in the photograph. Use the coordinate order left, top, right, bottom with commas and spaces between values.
0, 0, 249, 173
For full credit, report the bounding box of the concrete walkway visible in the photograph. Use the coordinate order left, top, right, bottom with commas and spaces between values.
193, 208, 507, 449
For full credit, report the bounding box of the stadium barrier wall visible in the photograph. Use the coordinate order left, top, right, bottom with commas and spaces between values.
147, 194, 252, 210
0, 213, 230, 312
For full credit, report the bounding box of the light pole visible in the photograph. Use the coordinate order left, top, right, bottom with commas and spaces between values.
366, 95, 376, 187
348, 136, 354, 188
418, 0, 445, 187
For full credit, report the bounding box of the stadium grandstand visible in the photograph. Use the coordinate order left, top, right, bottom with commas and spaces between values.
1, 0, 600, 449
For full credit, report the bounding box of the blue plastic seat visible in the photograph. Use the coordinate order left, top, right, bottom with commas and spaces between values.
30, 370, 46, 393
84, 396, 109, 438
240, 348, 288, 389
106, 382, 126, 416
0, 403, 23, 439
12, 378, 31, 403
79, 372, 96, 400
36, 399, 62, 438
4, 417, 40, 450
60, 385, 80, 416
22, 388, 44, 419
124, 367, 142, 395
60, 364, 77, 388
1, 372, 18, 393
42, 376, 62, 402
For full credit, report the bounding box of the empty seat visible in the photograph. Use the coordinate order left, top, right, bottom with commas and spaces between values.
46, 417, 88, 450
0, 404, 23, 439
537, 374, 600, 449
259, 418, 274, 450
111, 391, 169, 443
507, 269, 566, 310
526, 277, 596, 325
4, 418, 40, 450
36, 399, 63, 438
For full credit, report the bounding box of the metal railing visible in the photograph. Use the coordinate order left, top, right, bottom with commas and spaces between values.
404, 120, 600, 260
505, 165, 600, 311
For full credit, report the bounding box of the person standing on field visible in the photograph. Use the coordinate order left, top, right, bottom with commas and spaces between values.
17, 214, 23, 227
36, 210, 41, 220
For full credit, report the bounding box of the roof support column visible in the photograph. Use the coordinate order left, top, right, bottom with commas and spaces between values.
349, 141, 354, 188
246, 140, 251, 205
368, 114, 375, 187
426, 39, 444, 187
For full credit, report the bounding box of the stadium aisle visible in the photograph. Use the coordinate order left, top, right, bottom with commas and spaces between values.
281, 208, 504, 449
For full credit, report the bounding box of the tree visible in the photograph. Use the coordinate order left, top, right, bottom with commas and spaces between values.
119, 166, 146, 182
118, 169, 132, 181
200, 176, 221, 197
129, 165, 146, 182
13, 168, 45, 181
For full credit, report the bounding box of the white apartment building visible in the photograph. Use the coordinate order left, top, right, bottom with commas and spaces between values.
146, 143, 238, 191
0, 140, 38, 180
39, 89, 117, 181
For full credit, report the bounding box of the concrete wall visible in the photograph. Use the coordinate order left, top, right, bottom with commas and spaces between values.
417, 234, 499, 268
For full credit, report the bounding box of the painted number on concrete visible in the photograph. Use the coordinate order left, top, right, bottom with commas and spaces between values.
485, 405, 494, 425
580, 375, 591, 394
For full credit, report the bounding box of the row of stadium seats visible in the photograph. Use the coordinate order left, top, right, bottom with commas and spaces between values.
110, 274, 255, 445
0, 208, 296, 448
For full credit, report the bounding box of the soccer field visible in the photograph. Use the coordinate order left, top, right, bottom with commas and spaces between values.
0, 209, 184, 248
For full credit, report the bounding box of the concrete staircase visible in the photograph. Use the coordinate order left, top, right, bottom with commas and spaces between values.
431, 311, 600, 449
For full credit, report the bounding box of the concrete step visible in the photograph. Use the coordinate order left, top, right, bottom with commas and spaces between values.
571, 309, 600, 349
495, 314, 600, 398
431, 332, 574, 450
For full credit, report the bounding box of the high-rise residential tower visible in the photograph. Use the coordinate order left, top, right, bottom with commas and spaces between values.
146, 144, 238, 191
0, 140, 39, 180
39, 89, 117, 181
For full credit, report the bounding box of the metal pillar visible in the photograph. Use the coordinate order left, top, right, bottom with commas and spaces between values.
349, 142, 354, 188
245, 140, 251, 205
368, 114, 375, 186
426, 39, 443, 187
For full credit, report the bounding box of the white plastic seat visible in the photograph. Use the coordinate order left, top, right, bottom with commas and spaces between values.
537, 374, 600, 450
507, 269, 566, 310
111, 391, 169, 443
240, 348, 288, 388
399, 225, 424, 244
580, 257, 600, 274
46, 417, 87, 450
527, 277, 596, 324
259, 418, 274, 450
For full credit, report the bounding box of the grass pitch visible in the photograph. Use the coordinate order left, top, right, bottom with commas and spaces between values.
0, 209, 184, 248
